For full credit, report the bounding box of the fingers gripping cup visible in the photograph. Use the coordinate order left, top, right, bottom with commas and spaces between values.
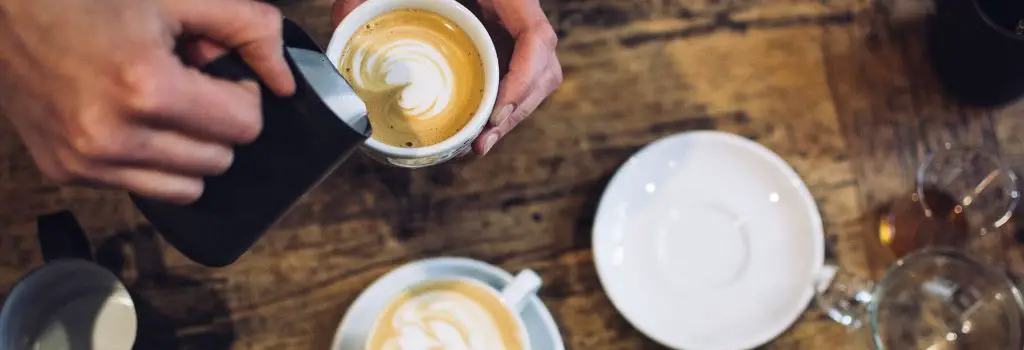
326, 0, 500, 168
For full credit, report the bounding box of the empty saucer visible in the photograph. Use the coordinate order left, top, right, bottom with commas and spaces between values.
592, 131, 824, 349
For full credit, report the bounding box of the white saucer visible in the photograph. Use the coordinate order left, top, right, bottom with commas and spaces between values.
592, 131, 824, 349
331, 257, 565, 350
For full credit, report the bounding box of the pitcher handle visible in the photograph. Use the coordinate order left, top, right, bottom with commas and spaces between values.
37, 210, 93, 262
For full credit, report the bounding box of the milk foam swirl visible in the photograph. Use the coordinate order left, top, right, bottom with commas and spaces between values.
380, 291, 509, 350
346, 38, 454, 121
340, 10, 484, 148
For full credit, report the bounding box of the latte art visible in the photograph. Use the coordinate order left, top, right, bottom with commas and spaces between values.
348, 39, 453, 122
382, 291, 507, 349
366, 280, 525, 350
340, 10, 484, 148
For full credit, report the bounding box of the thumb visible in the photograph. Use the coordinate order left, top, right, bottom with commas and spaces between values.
332, 0, 367, 27
166, 0, 296, 96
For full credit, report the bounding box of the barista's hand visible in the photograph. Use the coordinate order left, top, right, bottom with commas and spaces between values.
0, 0, 295, 204
332, 0, 562, 155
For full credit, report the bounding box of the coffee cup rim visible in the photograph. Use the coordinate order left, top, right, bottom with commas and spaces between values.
325, 0, 500, 158
363, 276, 533, 346
412, 276, 536, 317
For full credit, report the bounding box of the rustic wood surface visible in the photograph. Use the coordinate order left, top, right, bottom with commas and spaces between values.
2, 0, 1024, 348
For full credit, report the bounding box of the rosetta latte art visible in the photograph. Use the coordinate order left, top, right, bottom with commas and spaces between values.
339, 9, 484, 148
366, 280, 525, 350
381, 291, 508, 350
347, 39, 453, 122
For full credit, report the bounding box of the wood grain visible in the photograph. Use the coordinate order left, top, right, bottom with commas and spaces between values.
1, 0, 1023, 349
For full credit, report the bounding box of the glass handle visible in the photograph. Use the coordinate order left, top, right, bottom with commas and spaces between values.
1006, 272, 1024, 314
814, 264, 875, 329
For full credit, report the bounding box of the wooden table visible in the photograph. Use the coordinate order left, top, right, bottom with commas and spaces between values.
2, 0, 1024, 348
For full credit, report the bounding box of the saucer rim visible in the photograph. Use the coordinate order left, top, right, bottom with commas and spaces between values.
591, 130, 825, 349
330, 257, 564, 350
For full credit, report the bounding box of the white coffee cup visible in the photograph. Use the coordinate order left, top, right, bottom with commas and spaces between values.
333, 266, 542, 350
326, 0, 500, 168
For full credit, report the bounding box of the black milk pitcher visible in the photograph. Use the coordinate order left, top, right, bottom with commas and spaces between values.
931, 0, 1024, 106
131, 19, 370, 267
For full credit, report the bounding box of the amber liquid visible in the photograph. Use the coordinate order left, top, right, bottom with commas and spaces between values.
878, 187, 969, 258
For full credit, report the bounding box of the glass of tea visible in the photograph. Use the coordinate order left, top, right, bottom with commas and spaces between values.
879, 147, 1019, 259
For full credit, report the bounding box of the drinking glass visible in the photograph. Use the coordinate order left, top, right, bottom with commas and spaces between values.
878, 147, 1019, 259
814, 249, 1024, 349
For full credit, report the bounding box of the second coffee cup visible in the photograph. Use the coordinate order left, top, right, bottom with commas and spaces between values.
326, 0, 500, 168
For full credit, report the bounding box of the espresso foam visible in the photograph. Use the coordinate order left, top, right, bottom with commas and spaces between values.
366, 280, 524, 350
351, 39, 453, 119
339, 10, 484, 148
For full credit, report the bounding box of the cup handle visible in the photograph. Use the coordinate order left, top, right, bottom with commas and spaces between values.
814, 265, 838, 293
500, 270, 542, 313
36, 210, 93, 262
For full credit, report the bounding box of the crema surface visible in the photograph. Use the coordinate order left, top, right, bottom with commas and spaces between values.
366, 280, 524, 350
339, 9, 484, 148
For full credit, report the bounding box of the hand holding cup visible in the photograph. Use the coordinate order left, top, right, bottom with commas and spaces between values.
332, 0, 562, 156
